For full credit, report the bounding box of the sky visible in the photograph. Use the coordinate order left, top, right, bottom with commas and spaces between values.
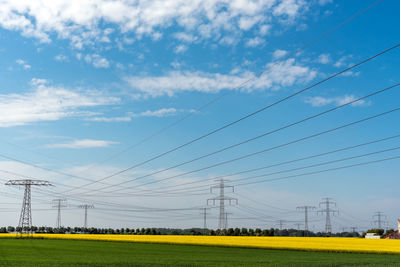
0, 0, 399, 232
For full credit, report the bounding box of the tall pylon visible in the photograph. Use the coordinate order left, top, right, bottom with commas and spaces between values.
318, 198, 338, 233
53, 199, 67, 228
5, 179, 53, 232
373, 211, 387, 229
78, 204, 94, 229
199, 207, 210, 234
294, 223, 303, 230
350, 227, 357, 233
297, 205, 316, 235
277, 220, 286, 230
207, 179, 237, 230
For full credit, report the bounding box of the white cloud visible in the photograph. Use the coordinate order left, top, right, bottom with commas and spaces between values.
125, 58, 317, 97
272, 49, 288, 59
174, 45, 187, 54
88, 116, 132, 122
30, 78, 48, 86
0, 0, 308, 48
84, 54, 110, 68
245, 37, 265, 47
305, 95, 367, 107
134, 108, 178, 117
88, 108, 183, 122
47, 139, 118, 149
0, 82, 119, 127
259, 24, 271, 36
317, 53, 330, 64
16, 59, 31, 69
334, 55, 352, 68
174, 32, 197, 43
55, 54, 68, 62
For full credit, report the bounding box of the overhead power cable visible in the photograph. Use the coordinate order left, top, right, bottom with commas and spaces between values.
98, 106, 400, 194
233, 155, 400, 187
72, 0, 383, 177
61, 41, 400, 195
68, 82, 400, 195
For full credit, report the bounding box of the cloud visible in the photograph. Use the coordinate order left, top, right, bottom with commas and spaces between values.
30, 78, 48, 86
84, 54, 110, 68
133, 108, 179, 118
272, 49, 288, 59
245, 37, 265, 47
0, 0, 309, 48
88, 108, 184, 122
55, 54, 68, 62
16, 59, 31, 69
0, 82, 119, 127
125, 58, 317, 97
47, 139, 118, 149
174, 45, 187, 54
334, 55, 352, 68
317, 53, 330, 64
304, 95, 368, 107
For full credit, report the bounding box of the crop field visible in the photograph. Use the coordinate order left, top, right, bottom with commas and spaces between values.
1, 234, 400, 254
0, 238, 400, 266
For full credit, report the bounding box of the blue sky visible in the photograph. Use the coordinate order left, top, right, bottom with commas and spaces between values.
0, 0, 399, 231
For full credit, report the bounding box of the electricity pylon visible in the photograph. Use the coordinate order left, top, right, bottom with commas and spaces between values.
199, 207, 210, 234
5, 179, 53, 232
318, 198, 338, 233
373, 211, 387, 229
294, 223, 303, 230
53, 199, 67, 228
277, 220, 286, 230
207, 179, 237, 230
297, 206, 316, 235
78, 204, 94, 229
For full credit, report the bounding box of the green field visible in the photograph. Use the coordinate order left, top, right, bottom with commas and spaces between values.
0, 238, 399, 266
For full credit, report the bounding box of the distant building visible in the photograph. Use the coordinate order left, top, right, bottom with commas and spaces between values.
384, 219, 400, 239
365, 233, 380, 239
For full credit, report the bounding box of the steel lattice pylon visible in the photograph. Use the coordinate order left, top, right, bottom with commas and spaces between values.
5, 180, 53, 232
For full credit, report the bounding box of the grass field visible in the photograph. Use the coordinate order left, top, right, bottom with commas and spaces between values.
0, 238, 400, 266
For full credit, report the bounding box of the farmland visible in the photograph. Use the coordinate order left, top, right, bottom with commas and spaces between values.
0, 238, 400, 266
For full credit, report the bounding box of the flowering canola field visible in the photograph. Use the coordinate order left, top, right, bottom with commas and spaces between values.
0, 233, 399, 254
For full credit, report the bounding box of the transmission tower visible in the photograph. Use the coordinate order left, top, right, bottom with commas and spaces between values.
350, 227, 357, 233
199, 207, 210, 234
297, 206, 316, 235
318, 198, 338, 233
207, 179, 237, 229
5, 179, 53, 232
277, 220, 286, 230
78, 204, 94, 229
294, 223, 302, 230
52, 199, 67, 228
373, 211, 387, 229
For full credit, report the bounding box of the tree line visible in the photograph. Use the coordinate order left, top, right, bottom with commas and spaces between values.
0, 226, 361, 237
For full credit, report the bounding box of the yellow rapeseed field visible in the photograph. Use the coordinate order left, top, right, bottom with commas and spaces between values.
0, 233, 399, 254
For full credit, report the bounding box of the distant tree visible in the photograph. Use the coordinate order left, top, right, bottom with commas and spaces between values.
234, 228, 241, 236
255, 228, 262, 236
7, 226, 15, 233
241, 228, 248, 236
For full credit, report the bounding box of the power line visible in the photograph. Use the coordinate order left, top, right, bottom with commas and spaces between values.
101, 105, 400, 195
62, 0, 383, 187
98, 133, 400, 197
77, 82, 400, 196
62, 43, 400, 195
